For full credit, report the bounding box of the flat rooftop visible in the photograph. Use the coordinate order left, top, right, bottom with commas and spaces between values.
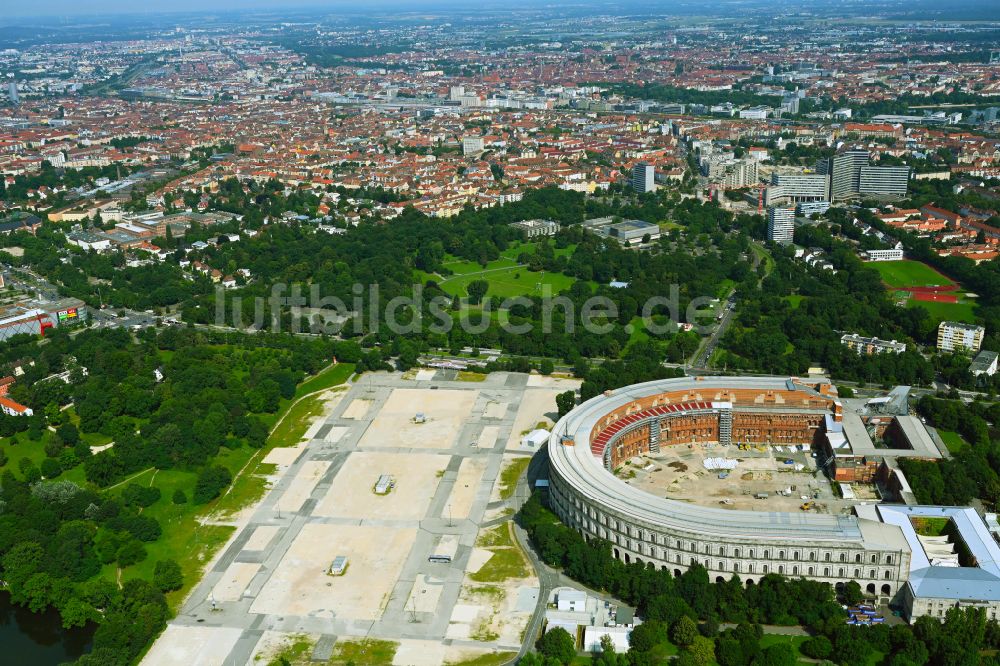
860, 504, 1000, 601
832, 412, 942, 460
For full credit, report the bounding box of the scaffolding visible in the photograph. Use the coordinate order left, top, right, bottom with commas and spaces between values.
718, 408, 733, 446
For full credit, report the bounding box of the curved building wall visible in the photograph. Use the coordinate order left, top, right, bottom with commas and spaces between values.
547, 376, 910, 596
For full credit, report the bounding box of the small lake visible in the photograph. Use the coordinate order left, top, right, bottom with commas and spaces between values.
0, 591, 95, 665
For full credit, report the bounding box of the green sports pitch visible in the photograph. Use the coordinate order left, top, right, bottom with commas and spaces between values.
871, 260, 955, 288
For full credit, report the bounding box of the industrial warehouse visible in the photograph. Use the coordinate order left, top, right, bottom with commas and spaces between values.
546, 375, 1000, 621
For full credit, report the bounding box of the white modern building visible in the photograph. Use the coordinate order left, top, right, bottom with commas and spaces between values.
861, 248, 905, 262
509, 219, 559, 239
767, 206, 796, 244
767, 172, 830, 205
462, 136, 485, 155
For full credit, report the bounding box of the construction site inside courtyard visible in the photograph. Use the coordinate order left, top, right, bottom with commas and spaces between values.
616, 439, 862, 514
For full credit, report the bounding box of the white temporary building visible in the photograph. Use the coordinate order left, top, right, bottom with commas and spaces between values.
522, 429, 550, 448
584, 626, 630, 653
557, 589, 587, 612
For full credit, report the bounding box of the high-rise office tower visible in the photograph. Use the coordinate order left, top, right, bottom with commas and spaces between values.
631, 163, 655, 193
7, 82, 17, 105
817, 150, 909, 201
767, 206, 796, 244
859, 165, 911, 198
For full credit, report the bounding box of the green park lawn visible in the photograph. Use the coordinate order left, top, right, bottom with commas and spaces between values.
937, 430, 968, 454
470, 523, 529, 583
441, 255, 520, 276
783, 295, 805, 309
873, 260, 955, 288
758, 634, 809, 661
414, 241, 579, 297
438, 266, 577, 299
906, 298, 977, 324
103, 465, 236, 607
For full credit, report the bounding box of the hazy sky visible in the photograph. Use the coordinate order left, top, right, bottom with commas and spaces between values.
6, 0, 369, 19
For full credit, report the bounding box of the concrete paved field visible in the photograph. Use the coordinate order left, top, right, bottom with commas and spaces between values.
477, 425, 499, 448
446, 457, 488, 521
262, 440, 307, 466
142, 625, 244, 666
342, 398, 373, 419
250, 522, 417, 621
359, 388, 478, 449
484, 401, 508, 419
323, 425, 349, 442
393, 639, 448, 666
151, 371, 541, 666
525, 375, 582, 389
407, 574, 446, 613
505, 388, 562, 450
243, 524, 279, 551
211, 561, 260, 602
275, 460, 329, 514
313, 451, 447, 521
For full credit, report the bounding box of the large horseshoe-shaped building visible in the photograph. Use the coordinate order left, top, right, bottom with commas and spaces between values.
545, 375, 1000, 620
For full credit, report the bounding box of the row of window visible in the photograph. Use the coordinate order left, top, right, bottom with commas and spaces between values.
550, 485, 898, 572
611, 548, 895, 582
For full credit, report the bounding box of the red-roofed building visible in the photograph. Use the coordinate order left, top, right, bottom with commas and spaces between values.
0, 395, 32, 417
